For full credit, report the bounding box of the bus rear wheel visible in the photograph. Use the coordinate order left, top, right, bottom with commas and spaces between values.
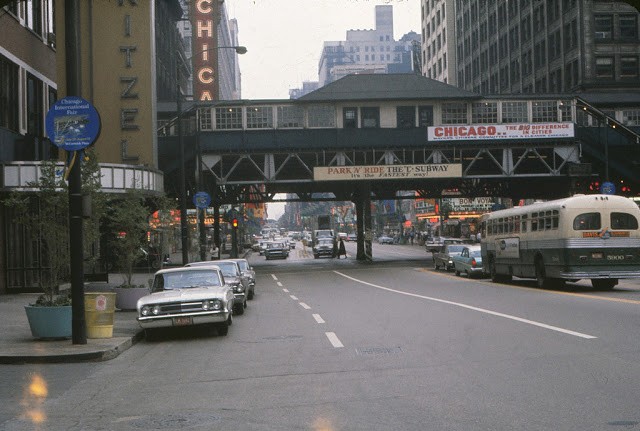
591, 279, 617, 290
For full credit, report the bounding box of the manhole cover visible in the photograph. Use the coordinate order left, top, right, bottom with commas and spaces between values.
356, 346, 403, 356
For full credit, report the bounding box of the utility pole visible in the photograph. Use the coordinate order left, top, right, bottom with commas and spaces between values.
65, 0, 87, 345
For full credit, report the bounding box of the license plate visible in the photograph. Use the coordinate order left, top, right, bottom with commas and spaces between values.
592, 252, 603, 259
173, 316, 192, 326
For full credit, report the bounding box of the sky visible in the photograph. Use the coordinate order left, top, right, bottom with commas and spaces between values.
225, 0, 422, 219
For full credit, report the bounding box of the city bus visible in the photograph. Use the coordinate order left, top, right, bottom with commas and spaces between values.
479, 194, 640, 289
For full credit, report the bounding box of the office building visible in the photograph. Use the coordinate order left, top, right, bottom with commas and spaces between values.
317, 5, 420, 87
421, 0, 640, 94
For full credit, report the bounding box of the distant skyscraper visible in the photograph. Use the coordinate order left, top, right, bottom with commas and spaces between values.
421, 0, 640, 94
316, 5, 420, 88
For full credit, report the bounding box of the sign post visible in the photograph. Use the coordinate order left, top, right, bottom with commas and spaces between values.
46, 96, 101, 345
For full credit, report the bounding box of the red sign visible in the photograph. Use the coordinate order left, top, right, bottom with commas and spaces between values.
428, 123, 574, 141
191, 0, 219, 101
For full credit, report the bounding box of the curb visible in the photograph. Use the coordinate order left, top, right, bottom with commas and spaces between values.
0, 330, 145, 365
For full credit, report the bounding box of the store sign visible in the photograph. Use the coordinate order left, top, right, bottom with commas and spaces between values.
192, 0, 219, 101
313, 164, 462, 181
428, 123, 574, 142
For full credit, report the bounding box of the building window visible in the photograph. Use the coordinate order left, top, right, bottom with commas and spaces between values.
198, 108, 212, 131
621, 56, 639, 79
442, 103, 468, 124
26, 0, 43, 35
619, 15, 638, 40
0, 54, 19, 132
559, 101, 572, 122
532, 101, 557, 122
595, 57, 615, 79
397, 106, 415, 128
215, 107, 243, 129
308, 105, 336, 128
277, 105, 304, 128
361, 107, 380, 128
622, 110, 640, 126
594, 15, 613, 40
502, 101, 528, 123
247, 106, 273, 129
418, 106, 434, 127
26, 73, 44, 137
343, 107, 358, 128
472, 102, 498, 124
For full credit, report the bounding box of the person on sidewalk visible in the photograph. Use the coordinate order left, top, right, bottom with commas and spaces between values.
338, 238, 347, 259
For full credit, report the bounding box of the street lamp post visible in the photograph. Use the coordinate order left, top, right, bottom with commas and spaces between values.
176, 45, 247, 264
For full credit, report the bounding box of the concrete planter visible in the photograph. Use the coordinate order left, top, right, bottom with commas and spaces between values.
114, 286, 149, 311
24, 305, 72, 339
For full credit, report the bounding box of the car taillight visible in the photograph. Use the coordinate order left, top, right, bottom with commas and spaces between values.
471, 258, 477, 268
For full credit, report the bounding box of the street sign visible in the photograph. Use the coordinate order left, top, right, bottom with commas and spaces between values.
600, 181, 616, 195
193, 191, 211, 209
45, 97, 101, 151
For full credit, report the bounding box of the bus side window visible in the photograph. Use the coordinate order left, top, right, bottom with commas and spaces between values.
611, 212, 639, 230
573, 212, 601, 230
521, 214, 528, 233
531, 218, 538, 231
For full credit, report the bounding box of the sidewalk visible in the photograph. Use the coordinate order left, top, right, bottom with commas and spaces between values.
0, 250, 249, 365
0, 273, 152, 365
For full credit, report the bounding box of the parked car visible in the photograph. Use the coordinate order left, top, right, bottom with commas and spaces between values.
265, 241, 289, 260
346, 233, 357, 242
378, 235, 394, 244
433, 243, 466, 271
228, 258, 256, 299
186, 260, 248, 315
451, 245, 484, 278
313, 237, 335, 258
136, 266, 234, 339
425, 237, 463, 253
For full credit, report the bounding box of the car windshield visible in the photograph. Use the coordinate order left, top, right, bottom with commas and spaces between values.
216, 262, 239, 277
268, 242, 284, 249
448, 245, 465, 253
154, 269, 222, 291
236, 260, 248, 271
470, 250, 482, 258
317, 239, 333, 246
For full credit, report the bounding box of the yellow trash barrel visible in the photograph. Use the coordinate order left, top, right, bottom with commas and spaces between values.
84, 292, 116, 338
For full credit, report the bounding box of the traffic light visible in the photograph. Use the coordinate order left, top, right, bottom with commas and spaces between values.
232, 218, 238, 228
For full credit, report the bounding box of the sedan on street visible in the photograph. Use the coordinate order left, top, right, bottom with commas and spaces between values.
378, 235, 394, 244
451, 245, 484, 278
186, 260, 248, 315
265, 241, 289, 260
136, 266, 234, 339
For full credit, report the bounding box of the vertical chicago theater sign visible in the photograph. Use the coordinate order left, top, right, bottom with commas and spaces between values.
192, 0, 220, 101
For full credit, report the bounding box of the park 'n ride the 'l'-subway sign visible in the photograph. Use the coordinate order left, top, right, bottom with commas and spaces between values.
314, 164, 462, 181
427, 123, 574, 142
45, 97, 101, 151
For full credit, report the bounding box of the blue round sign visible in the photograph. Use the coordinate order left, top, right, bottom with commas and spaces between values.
45, 96, 101, 151
193, 192, 211, 209
600, 181, 616, 195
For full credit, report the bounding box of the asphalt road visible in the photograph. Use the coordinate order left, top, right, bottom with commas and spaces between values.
2, 241, 640, 430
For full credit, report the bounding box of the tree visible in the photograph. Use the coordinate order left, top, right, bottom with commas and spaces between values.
105, 190, 153, 288
3, 149, 105, 305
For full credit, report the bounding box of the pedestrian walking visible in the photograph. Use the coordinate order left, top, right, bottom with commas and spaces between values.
338, 238, 347, 259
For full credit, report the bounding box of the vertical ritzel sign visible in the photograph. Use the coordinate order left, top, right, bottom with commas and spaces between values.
192, 0, 219, 101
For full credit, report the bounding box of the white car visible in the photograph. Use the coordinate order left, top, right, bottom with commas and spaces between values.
137, 266, 234, 339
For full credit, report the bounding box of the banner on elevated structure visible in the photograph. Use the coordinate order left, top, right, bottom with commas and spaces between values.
428, 123, 574, 141
314, 164, 462, 181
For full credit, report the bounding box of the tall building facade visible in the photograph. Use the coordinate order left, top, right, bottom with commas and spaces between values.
0, 1, 57, 162
317, 5, 420, 87
175, 0, 242, 101
421, 0, 640, 94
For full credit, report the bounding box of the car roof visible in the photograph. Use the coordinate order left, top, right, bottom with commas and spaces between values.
155, 265, 221, 274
